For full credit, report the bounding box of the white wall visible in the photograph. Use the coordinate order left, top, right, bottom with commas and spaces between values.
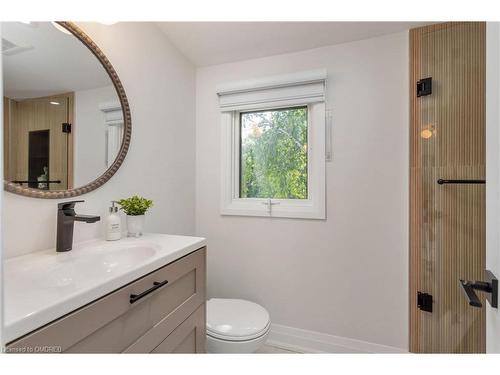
486, 22, 500, 353
3, 22, 197, 258
195, 32, 409, 349
74, 85, 118, 187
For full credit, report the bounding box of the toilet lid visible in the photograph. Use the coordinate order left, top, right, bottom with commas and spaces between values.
206, 298, 270, 341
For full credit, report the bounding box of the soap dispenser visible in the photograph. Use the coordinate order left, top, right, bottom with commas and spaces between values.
106, 201, 121, 241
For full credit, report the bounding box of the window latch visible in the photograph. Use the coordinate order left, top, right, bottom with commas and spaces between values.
262, 199, 280, 214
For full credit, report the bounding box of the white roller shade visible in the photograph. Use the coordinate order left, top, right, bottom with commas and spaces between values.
216, 69, 327, 112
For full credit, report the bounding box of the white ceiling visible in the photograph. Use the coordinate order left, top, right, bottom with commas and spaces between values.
2, 22, 112, 99
157, 22, 433, 67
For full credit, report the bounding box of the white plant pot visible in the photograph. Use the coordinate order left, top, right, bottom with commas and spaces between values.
126, 215, 145, 237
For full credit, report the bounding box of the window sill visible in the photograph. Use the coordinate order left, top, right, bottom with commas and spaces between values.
220, 198, 326, 220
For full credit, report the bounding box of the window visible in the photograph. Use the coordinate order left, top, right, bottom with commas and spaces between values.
239, 107, 308, 199
218, 70, 326, 219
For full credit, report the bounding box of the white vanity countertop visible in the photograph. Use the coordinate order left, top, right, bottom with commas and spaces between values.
4, 233, 206, 343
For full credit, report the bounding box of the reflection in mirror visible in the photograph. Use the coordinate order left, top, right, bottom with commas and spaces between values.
2, 22, 123, 192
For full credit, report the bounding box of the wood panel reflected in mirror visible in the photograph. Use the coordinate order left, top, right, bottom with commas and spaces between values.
2, 21, 131, 198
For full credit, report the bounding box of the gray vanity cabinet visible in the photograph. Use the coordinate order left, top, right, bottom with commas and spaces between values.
7, 247, 206, 353
150, 305, 205, 353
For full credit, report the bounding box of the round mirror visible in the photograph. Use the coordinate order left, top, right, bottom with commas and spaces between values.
2, 22, 131, 198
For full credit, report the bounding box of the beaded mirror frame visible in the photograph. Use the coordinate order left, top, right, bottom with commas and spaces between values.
4, 21, 131, 199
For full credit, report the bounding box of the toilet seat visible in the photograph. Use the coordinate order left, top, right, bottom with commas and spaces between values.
207, 320, 271, 342
206, 298, 271, 342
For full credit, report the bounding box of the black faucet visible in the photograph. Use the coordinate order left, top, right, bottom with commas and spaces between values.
56, 200, 100, 252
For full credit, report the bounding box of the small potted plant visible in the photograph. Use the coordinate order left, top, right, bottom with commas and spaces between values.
117, 195, 153, 237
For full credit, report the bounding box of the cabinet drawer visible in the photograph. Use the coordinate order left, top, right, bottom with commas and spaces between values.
8, 247, 206, 353
152, 305, 205, 353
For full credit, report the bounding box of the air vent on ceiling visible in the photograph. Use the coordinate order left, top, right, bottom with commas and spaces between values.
2, 38, 33, 56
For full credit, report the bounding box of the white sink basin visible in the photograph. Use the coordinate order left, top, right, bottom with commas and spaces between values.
4, 233, 206, 343
25, 245, 157, 289
97, 246, 157, 270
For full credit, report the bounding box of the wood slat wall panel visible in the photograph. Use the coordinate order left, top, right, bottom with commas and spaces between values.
6, 93, 74, 190
409, 22, 486, 353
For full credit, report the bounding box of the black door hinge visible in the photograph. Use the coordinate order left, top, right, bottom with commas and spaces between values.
417, 292, 433, 312
62, 123, 72, 133
416, 77, 432, 97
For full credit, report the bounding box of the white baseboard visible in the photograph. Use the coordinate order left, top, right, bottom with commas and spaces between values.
266, 324, 408, 354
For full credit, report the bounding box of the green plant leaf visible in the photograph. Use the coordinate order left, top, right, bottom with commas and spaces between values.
117, 195, 153, 216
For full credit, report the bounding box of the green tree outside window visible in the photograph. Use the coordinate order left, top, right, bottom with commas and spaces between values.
240, 106, 308, 199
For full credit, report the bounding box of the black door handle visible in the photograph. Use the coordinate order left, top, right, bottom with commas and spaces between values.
459, 270, 498, 309
129, 280, 168, 304
459, 280, 486, 307
437, 179, 485, 185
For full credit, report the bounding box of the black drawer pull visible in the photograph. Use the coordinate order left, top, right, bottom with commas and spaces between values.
129, 280, 168, 304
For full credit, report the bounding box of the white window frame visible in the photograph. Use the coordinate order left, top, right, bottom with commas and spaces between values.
99, 101, 124, 168
218, 70, 326, 219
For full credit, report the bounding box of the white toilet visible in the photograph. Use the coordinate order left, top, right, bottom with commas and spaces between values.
206, 298, 271, 353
